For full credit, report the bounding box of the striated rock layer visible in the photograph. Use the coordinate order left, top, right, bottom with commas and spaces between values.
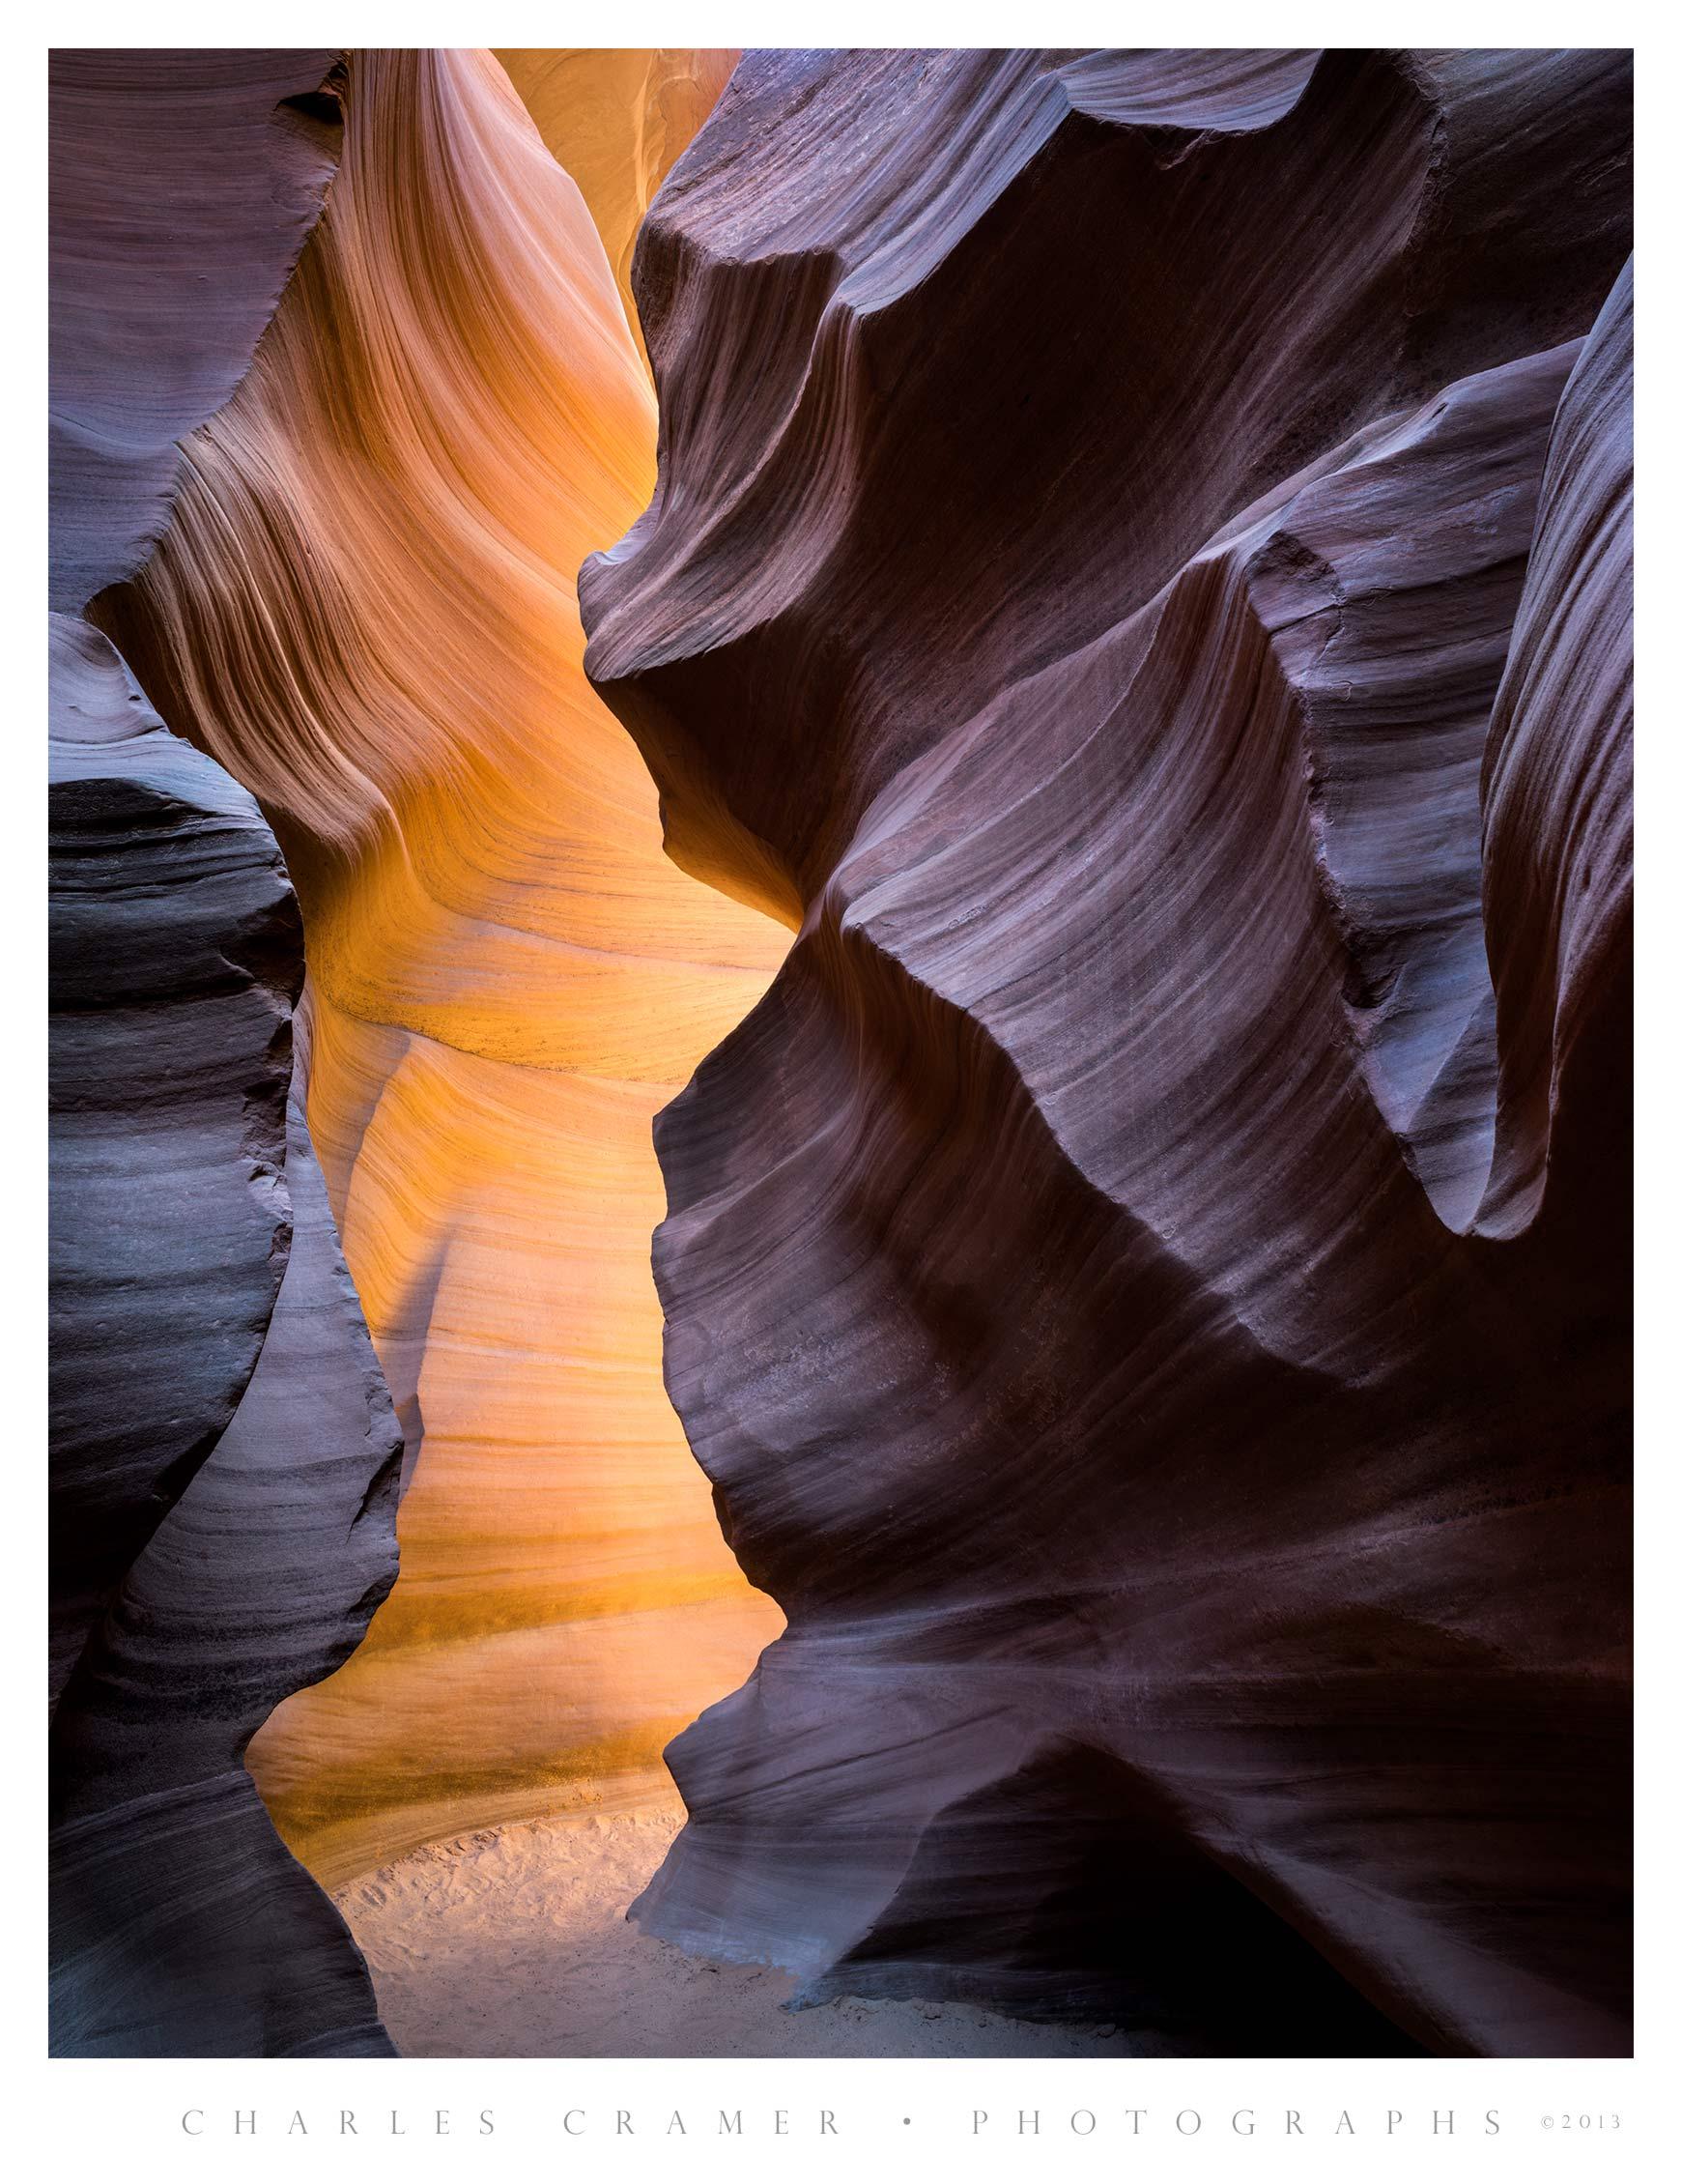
103, 46, 786, 1889
50, 1090, 401, 2055
49, 47, 342, 616
48, 618, 300, 1703
582, 48, 1633, 2057
49, 50, 397, 2055
48, 634, 399, 2055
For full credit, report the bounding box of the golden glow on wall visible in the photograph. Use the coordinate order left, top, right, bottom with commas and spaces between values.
494, 48, 737, 377
105, 46, 785, 1887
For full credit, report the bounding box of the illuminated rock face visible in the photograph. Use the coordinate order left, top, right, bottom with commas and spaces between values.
49, 44, 396, 2059
582, 49, 1633, 2057
106, 47, 786, 1889
495, 47, 738, 376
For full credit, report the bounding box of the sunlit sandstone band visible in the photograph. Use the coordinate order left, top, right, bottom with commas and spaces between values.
103, 46, 787, 1888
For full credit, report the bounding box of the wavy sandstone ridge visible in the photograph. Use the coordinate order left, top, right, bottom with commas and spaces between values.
103, 47, 786, 1889
49, 50, 400, 2054
582, 49, 1633, 2057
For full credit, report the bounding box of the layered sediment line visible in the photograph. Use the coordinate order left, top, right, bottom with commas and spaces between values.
582, 47, 1633, 2057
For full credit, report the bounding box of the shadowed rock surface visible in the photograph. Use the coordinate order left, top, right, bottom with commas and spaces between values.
1478, 261, 1633, 1242
48, 47, 342, 614
47, 641, 401, 2056
582, 47, 1633, 2058
48, 621, 302, 1702
48, 48, 398, 2056
50, 1101, 401, 2055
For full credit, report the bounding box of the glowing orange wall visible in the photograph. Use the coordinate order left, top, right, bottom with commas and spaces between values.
107, 47, 785, 1886
494, 48, 737, 376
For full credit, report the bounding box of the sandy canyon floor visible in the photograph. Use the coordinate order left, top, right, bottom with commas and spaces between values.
334, 1798, 1132, 2058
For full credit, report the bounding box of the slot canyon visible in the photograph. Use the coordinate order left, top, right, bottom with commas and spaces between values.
48, 45, 1632, 2061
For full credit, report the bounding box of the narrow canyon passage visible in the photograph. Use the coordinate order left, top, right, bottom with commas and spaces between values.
53, 42, 1631, 2064
95, 46, 803, 2035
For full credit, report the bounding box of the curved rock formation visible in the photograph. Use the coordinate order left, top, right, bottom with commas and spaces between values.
49, 47, 342, 615
50, 1096, 400, 2055
49, 47, 398, 2055
582, 48, 1633, 2057
48, 619, 300, 1700
494, 48, 738, 374
48, 635, 400, 2055
102, 46, 786, 1889
1479, 261, 1633, 1242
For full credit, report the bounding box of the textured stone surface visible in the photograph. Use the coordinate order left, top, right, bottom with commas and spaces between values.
48, 621, 300, 1700
48, 644, 399, 2055
103, 47, 786, 1889
49, 46, 341, 614
49, 45, 398, 2057
581, 48, 1633, 2057
1479, 261, 1633, 1241
51, 1101, 400, 2055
